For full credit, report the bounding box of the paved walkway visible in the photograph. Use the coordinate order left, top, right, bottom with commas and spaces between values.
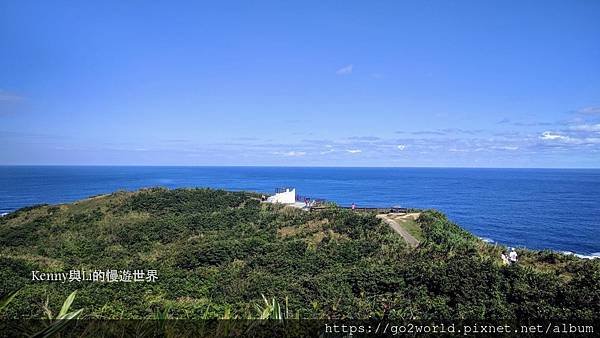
376, 214, 420, 248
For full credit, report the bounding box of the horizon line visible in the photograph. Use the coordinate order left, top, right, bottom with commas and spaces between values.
1, 164, 599, 170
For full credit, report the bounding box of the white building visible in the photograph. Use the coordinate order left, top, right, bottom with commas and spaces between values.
267, 188, 296, 204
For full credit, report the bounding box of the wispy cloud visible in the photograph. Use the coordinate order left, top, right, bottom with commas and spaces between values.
222, 109, 600, 164
319, 145, 335, 155
491, 145, 519, 151
411, 131, 446, 136
28, 102, 594, 166
400, 128, 484, 136
274, 151, 307, 157
440, 128, 484, 135
336, 64, 353, 75
578, 106, 600, 115
497, 118, 555, 127
347, 136, 380, 141
512, 121, 555, 127
569, 124, 600, 132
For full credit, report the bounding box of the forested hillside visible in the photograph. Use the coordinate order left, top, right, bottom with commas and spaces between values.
1, 188, 598, 320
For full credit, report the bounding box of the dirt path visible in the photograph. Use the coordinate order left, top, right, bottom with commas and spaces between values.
376, 213, 420, 248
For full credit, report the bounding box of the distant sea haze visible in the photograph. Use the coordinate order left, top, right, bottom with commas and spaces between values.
1, 166, 599, 258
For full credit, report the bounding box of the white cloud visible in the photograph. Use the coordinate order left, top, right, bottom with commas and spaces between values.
397, 144, 406, 151
346, 149, 362, 154
540, 131, 570, 141
493, 146, 519, 151
275, 151, 306, 157
336, 64, 353, 75
538, 131, 600, 145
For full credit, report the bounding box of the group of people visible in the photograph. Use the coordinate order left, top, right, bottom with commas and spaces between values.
501, 248, 518, 265
303, 197, 320, 208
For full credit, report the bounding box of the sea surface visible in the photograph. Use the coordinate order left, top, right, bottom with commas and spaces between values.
1, 166, 599, 257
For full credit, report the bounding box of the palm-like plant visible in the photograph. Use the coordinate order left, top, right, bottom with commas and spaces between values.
33, 291, 83, 337
1, 289, 84, 337
254, 294, 289, 320
42, 290, 83, 320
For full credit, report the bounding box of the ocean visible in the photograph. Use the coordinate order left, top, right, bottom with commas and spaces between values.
1, 166, 599, 257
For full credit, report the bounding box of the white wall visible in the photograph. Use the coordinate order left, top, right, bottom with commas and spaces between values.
267, 188, 296, 204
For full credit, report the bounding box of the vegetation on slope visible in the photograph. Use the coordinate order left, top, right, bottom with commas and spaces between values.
0, 188, 598, 320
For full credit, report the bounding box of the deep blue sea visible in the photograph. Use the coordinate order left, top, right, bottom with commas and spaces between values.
1, 166, 599, 257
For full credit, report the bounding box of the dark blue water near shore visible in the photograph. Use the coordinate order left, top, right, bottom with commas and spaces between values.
1, 166, 599, 256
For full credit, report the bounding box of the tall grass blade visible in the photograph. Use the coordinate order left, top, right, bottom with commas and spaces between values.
0, 290, 19, 312
57, 291, 78, 319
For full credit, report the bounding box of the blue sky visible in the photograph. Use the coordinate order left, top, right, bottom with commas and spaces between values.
1, 0, 599, 167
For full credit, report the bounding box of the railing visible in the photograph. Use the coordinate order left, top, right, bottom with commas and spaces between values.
272, 187, 409, 213
296, 195, 322, 202
297, 195, 326, 204
309, 206, 409, 213
275, 187, 294, 194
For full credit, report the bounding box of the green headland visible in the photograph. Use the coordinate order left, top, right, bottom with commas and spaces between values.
1, 188, 598, 320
